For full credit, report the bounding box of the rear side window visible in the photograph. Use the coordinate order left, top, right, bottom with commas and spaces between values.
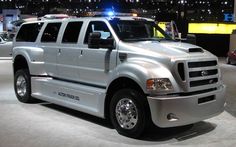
41, 23, 61, 42
62, 21, 83, 43
16, 22, 44, 42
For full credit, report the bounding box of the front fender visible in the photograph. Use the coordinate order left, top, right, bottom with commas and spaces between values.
107, 58, 178, 94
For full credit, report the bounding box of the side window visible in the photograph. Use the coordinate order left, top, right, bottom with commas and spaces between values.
16, 23, 44, 42
41, 23, 61, 42
62, 21, 83, 43
84, 21, 111, 44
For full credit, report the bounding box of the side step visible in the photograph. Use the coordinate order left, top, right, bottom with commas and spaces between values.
31, 77, 106, 118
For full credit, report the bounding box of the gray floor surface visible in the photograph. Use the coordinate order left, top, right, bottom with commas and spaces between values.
0, 58, 236, 147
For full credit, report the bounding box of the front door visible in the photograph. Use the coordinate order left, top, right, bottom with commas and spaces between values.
78, 21, 117, 87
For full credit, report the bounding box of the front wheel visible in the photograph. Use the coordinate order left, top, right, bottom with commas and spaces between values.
14, 69, 33, 103
110, 89, 151, 138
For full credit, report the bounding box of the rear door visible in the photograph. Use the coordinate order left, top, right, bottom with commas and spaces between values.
56, 21, 83, 81
41, 22, 62, 77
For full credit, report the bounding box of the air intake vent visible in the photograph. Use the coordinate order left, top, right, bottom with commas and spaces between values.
188, 61, 217, 68
198, 95, 215, 104
189, 48, 203, 53
178, 63, 185, 81
189, 69, 218, 78
190, 78, 218, 87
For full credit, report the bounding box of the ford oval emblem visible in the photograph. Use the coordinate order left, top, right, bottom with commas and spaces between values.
209, 79, 214, 84
201, 70, 208, 76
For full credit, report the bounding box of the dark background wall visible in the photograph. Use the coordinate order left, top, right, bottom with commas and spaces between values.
195, 34, 230, 57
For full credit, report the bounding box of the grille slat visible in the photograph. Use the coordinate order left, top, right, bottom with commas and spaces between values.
189, 75, 218, 81
188, 66, 218, 72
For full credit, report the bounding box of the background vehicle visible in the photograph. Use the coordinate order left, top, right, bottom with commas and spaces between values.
11, 18, 38, 34
227, 49, 236, 65
0, 32, 13, 57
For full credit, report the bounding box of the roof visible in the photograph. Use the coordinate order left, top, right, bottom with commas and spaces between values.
21, 16, 155, 25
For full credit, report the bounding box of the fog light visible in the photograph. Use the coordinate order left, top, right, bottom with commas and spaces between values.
167, 113, 179, 121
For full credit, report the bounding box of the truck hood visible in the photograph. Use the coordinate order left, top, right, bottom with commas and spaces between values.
121, 41, 209, 58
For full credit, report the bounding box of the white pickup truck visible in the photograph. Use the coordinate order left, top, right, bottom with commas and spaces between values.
12, 15, 225, 138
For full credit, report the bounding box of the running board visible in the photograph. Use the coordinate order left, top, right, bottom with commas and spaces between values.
31, 77, 106, 118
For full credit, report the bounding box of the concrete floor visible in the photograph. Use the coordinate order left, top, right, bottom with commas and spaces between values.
0, 58, 236, 147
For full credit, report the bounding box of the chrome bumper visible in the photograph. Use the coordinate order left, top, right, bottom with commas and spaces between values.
147, 85, 226, 128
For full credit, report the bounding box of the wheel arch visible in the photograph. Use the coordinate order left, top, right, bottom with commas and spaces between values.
13, 55, 30, 74
104, 77, 149, 120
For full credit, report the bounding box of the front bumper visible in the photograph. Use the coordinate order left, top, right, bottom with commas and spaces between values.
147, 85, 226, 128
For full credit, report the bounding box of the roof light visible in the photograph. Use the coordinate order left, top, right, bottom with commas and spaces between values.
132, 13, 138, 17
86, 11, 138, 17
107, 11, 114, 17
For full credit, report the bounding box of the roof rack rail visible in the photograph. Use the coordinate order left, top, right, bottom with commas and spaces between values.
87, 11, 138, 17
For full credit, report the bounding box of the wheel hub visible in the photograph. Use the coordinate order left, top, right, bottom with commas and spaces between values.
16, 75, 27, 97
115, 98, 138, 130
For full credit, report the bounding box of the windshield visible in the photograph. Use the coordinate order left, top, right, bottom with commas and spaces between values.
109, 19, 172, 42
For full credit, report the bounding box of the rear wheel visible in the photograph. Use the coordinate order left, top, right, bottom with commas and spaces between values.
110, 89, 150, 138
14, 69, 34, 103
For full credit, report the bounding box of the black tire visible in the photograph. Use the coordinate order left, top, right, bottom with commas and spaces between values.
110, 89, 151, 138
14, 69, 33, 103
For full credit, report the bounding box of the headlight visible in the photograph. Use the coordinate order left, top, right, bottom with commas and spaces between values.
146, 78, 173, 92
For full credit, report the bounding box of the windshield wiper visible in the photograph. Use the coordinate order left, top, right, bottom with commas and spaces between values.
159, 38, 174, 42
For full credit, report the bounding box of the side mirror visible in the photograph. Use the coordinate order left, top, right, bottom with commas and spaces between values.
88, 32, 115, 49
185, 34, 196, 45
88, 32, 101, 49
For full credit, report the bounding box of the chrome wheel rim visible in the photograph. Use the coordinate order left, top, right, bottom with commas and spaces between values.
16, 75, 27, 97
115, 98, 138, 130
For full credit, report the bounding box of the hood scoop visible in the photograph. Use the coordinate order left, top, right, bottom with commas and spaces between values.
188, 48, 203, 53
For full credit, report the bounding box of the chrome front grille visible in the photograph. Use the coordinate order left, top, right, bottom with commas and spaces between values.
176, 59, 219, 92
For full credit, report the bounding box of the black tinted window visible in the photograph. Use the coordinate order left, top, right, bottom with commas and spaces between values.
84, 21, 111, 44
41, 23, 61, 42
62, 21, 83, 43
16, 23, 44, 42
